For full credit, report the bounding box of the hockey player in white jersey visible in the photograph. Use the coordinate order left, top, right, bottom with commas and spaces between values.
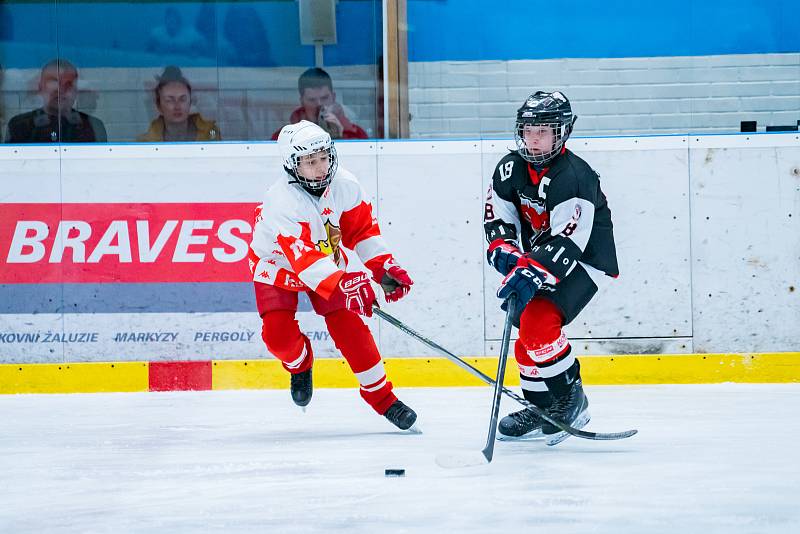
249, 120, 416, 430
484, 91, 619, 444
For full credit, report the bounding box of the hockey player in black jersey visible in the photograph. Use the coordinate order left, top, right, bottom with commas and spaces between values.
484, 91, 619, 445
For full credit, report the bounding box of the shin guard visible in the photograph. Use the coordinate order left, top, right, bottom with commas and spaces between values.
325, 309, 397, 414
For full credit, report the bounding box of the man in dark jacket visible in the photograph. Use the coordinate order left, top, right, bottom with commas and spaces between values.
5, 59, 107, 143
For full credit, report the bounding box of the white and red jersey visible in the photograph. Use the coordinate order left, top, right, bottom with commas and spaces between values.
249, 167, 393, 299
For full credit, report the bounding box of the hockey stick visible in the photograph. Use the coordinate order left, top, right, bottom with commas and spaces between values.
372, 306, 637, 442
481, 295, 516, 462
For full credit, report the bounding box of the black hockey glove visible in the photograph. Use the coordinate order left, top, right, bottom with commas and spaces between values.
487, 239, 523, 276
497, 264, 545, 324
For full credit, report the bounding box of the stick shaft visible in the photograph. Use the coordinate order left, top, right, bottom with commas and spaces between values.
372, 306, 638, 442
481, 295, 516, 462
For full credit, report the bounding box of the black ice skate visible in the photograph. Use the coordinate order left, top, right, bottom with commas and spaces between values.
384, 400, 417, 430
290, 368, 313, 407
497, 407, 545, 440
542, 379, 590, 446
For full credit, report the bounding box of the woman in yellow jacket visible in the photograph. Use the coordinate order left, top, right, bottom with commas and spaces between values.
138, 66, 220, 142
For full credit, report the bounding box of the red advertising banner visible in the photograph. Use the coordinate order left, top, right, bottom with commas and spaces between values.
0, 203, 258, 283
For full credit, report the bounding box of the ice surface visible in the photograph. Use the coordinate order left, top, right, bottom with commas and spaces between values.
1, 384, 799, 533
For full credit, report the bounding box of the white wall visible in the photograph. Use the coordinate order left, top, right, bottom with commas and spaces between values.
0, 133, 798, 364
408, 53, 800, 138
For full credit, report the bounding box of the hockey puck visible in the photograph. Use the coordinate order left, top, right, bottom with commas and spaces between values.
384, 469, 405, 477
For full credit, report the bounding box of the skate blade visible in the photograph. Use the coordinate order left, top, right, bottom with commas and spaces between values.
496, 428, 544, 442
435, 450, 488, 469
545, 410, 591, 446
405, 422, 423, 434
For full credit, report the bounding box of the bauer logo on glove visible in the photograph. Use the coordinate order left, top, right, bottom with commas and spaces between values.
339, 271, 376, 317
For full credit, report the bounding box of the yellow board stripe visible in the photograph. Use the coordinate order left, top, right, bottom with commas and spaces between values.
212, 359, 360, 390
580, 352, 800, 385
0, 362, 149, 394
1, 353, 798, 394
212, 353, 800, 390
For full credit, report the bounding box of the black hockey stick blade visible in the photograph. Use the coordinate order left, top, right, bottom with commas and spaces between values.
373, 306, 638, 442
491, 382, 638, 441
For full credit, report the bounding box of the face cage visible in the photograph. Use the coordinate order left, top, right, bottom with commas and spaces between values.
290, 145, 338, 192
515, 121, 568, 166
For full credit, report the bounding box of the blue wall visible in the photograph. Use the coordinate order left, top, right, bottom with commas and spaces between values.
1, 0, 798, 69
0, 0, 381, 68
407, 0, 800, 62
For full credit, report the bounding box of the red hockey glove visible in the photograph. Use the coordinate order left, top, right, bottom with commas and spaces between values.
372, 258, 414, 303
339, 271, 377, 317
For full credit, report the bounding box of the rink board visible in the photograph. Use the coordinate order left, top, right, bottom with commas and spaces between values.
0, 135, 798, 367
0, 142, 377, 363
1, 352, 798, 394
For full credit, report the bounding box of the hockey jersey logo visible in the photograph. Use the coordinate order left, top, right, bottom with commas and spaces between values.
249, 167, 393, 295
518, 191, 549, 232
317, 220, 342, 264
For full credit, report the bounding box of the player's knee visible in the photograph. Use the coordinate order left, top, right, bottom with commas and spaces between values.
324, 308, 368, 334
513, 338, 540, 368
513, 339, 529, 361
519, 298, 564, 348
261, 311, 303, 355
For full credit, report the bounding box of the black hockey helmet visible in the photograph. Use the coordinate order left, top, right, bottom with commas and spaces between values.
515, 91, 577, 166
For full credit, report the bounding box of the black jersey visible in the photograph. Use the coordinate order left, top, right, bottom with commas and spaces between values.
5, 108, 107, 143
484, 149, 618, 280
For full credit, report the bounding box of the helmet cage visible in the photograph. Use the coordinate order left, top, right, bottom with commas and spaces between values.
287, 144, 338, 193
515, 116, 572, 166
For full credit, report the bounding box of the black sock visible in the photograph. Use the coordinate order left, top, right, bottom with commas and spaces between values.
542, 360, 581, 397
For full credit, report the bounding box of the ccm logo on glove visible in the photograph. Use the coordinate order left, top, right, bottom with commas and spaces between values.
497, 261, 548, 312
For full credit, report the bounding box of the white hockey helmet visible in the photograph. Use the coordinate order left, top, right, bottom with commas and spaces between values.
277, 120, 338, 193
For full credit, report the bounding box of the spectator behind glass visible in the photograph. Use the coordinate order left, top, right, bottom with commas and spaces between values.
138, 66, 220, 142
193, 2, 218, 58
0, 62, 4, 142
0, 2, 12, 40
220, 4, 273, 67
5, 59, 107, 143
271, 68, 367, 140
146, 7, 204, 58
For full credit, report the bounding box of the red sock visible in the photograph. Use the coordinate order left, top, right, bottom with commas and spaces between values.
261, 310, 313, 373
325, 309, 397, 414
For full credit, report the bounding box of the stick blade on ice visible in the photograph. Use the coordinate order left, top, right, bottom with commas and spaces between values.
434, 451, 489, 469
